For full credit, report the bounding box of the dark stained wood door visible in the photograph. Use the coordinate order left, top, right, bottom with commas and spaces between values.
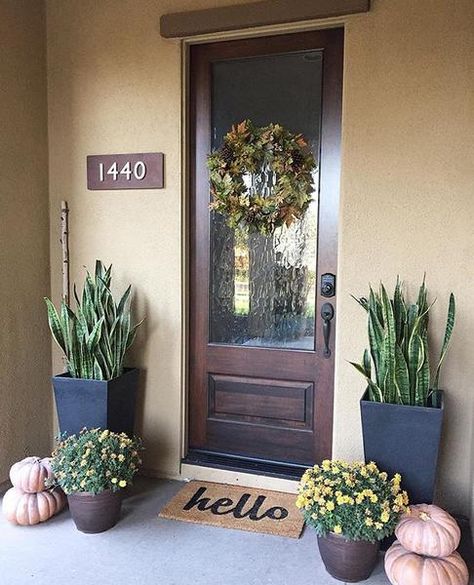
187, 29, 343, 476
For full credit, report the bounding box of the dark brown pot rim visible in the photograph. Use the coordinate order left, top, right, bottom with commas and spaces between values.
324, 532, 381, 545
67, 489, 122, 499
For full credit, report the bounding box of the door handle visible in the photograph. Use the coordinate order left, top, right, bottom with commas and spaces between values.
321, 302, 335, 358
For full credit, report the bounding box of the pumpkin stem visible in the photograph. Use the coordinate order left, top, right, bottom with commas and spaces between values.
419, 511, 431, 521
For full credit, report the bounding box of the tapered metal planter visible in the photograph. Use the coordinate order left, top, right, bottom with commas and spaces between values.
318, 533, 380, 582
360, 390, 444, 504
52, 368, 139, 437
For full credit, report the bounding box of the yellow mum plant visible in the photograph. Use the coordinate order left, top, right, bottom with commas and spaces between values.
50, 428, 143, 495
296, 460, 409, 542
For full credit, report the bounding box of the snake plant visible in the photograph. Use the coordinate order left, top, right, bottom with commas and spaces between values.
350, 278, 455, 406
45, 261, 143, 380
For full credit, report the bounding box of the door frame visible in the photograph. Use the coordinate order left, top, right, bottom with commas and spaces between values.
180, 25, 344, 478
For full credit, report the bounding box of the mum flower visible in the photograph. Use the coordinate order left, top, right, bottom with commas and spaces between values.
381, 511, 390, 523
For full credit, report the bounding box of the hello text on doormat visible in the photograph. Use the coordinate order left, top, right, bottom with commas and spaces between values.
158, 481, 304, 538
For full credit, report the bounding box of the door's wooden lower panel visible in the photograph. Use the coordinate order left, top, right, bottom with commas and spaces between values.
206, 420, 314, 465
209, 373, 313, 428
206, 373, 315, 464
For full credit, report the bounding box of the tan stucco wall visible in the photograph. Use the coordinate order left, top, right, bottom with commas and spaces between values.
46, 0, 474, 515
0, 0, 52, 482
335, 0, 474, 518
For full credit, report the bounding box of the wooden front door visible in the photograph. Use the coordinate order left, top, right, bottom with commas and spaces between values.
187, 29, 343, 477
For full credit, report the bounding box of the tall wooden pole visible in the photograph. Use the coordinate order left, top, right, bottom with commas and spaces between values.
60, 201, 70, 306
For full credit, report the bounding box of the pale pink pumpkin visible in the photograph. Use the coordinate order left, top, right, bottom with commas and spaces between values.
9, 457, 54, 493
395, 504, 461, 558
385, 541, 468, 585
2, 487, 66, 526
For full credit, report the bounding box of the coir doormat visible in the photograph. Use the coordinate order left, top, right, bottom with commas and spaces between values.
158, 481, 304, 538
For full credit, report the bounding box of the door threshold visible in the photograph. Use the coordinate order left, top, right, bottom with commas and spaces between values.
182, 450, 307, 481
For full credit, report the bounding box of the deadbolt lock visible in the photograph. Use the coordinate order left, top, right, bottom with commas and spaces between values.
321, 273, 336, 298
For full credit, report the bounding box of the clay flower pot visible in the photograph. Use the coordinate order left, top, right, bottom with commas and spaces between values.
317, 532, 380, 582
67, 490, 123, 533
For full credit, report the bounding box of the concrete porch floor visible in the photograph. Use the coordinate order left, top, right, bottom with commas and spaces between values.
0, 478, 471, 585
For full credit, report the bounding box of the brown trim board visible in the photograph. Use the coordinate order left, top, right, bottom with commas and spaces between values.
160, 0, 369, 39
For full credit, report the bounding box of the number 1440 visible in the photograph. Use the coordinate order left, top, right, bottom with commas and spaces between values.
98, 161, 147, 181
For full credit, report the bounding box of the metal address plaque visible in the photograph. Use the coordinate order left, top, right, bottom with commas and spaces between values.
87, 152, 164, 190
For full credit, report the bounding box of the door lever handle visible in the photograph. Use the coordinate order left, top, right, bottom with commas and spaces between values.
321, 302, 335, 358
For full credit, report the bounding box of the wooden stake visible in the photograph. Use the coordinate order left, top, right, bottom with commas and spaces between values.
60, 201, 70, 306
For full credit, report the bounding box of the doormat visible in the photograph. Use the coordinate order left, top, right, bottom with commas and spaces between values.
158, 481, 304, 538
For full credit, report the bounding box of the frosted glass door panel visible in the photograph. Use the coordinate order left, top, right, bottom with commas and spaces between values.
209, 51, 323, 350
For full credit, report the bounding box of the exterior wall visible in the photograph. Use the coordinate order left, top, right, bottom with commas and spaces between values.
336, 0, 474, 517
46, 0, 474, 515
0, 0, 52, 482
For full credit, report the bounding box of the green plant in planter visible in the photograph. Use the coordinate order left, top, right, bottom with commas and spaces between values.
350, 278, 455, 406
49, 428, 143, 495
296, 460, 409, 542
45, 260, 143, 380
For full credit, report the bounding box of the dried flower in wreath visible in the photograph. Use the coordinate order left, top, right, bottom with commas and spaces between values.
207, 120, 316, 236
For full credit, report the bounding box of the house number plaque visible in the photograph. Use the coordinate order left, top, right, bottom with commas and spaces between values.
87, 152, 164, 190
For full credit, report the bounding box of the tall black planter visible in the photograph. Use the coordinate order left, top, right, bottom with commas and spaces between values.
52, 368, 139, 437
360, 390, 444, 505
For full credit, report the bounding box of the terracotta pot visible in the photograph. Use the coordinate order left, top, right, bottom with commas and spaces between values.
67, 490, 122, 533
317, 532, 380, 582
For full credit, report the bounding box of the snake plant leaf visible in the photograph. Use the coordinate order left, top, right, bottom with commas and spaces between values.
73, 283, 81, 307
393, 277, 407, 345
117, 285, 132, 316
126, 318, 145, 351
102, 263, 112, 287
113, 315, 124, 379
372, 287, 384, 325
95, 344, 112, 381
380, 284, 398, 403
394, 344, 410, 405
98, 279, 116, 328
432, 293, 456, 391
86, 316, 104, 353
415, 330, 430, 405
81, 341, 94, 379
93, 359, 105, 380
406, 303, 419, 341
368, 307, 384, 388
351, 295, 369, 311
69, 317, 80, 377
417, 275, 428, 314
74, 305, 89, 339
363, 348, 371, 380
119, 311, 131, 365
44, 298, 67, 353
349, 361, 383, 402
95, 260, 105, 282
408, 332, 423, 404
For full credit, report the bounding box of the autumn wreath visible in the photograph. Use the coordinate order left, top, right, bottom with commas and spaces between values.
207, 120, 316, 235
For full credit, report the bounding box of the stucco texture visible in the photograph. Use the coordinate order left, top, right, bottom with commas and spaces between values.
46, 0, 474, 516
0, 0, 52, 481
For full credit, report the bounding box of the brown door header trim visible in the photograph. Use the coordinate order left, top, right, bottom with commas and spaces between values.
160, 0, 369, 39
